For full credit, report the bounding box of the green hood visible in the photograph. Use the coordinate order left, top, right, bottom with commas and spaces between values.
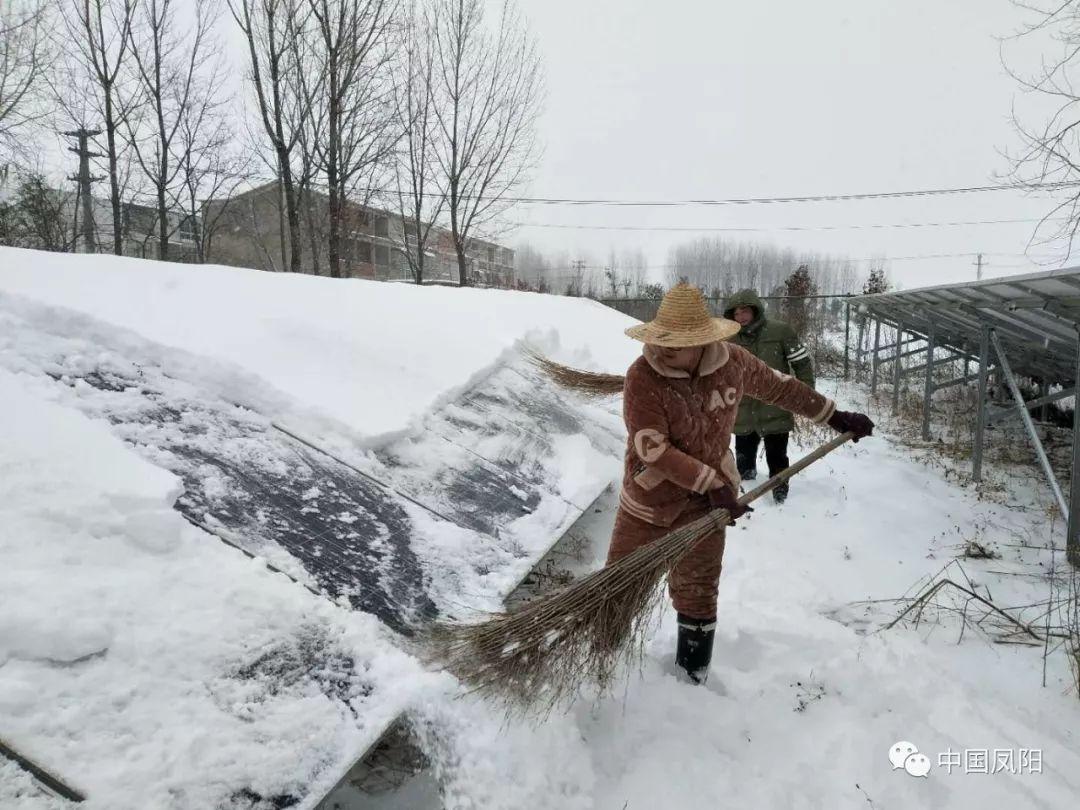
724, 288, 764, 322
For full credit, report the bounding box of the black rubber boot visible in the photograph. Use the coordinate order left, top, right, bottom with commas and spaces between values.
675, 613, 716, 685
736, 453, 757, 481
773, 482, 789, 504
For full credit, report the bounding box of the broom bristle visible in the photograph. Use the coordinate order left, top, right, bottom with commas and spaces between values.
421, 434, 853, 714
523, 348, 626, 398
420, 509, 726, 715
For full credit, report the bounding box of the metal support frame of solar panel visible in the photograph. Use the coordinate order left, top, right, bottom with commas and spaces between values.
851, 266, 1080, 568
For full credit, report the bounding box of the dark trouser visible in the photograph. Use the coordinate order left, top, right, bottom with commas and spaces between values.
735, 431, 790, 482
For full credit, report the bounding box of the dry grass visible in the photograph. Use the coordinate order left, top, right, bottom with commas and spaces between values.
828, 332, 1080, 696
845, 350, 1067, 506
961, 539, 1000, 560
868, 548, 1080, 698
1063, 572, 1080, 698
874, 560, 1050, 646
505, 531, 594, 611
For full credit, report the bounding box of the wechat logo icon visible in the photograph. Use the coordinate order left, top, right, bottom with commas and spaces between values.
889, 740, 931, 777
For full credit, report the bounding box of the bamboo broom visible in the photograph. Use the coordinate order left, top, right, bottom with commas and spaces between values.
422, 432, 855, 714
523, 348, 625, 398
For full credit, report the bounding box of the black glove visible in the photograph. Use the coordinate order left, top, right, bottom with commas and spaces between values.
707, 484, 753, 525
827, 410, 875, 442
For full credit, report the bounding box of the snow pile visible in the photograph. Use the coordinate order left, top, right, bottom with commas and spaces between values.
0, 281, 625, 626
0, 247, 637, 807
0, 367, 439, 808
0, 248, 640, 442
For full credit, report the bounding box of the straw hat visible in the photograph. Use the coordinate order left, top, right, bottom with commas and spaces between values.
625, 284, 741, 347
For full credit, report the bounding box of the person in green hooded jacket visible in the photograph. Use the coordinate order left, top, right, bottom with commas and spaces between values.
722, 288, 815, 503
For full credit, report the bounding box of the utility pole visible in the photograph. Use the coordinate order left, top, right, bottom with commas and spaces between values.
63, 128, 106, 253
571, 259, 587, 296
973, 253, 987, 281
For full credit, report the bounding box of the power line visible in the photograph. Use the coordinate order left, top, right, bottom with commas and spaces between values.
834, 251, 1030, 263
478, 180, 1080, 207
229, 174, 1080, 208
508, 216, 1060, 233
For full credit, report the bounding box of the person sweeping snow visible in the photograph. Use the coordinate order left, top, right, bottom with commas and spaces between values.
609, 283, 873, 684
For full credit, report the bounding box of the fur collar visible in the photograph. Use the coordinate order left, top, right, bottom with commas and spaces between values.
643, 341, 730, 379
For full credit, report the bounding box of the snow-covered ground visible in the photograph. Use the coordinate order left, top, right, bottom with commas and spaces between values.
2, 247, 1079, 809
415, 390, 1080, 809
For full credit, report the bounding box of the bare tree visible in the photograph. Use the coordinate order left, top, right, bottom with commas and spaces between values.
291, 29, 328, 275
392, 1, 444, 284
603, 248, 626, 298
277, 0, 328, 275
429, 0, 542, 286
621, 247, 648, 297
59, 0, 139, 256
172, 61, 246, 263
666, 236, 857, 302
513, 240, 553, 291
296, 113, 327, 275
305, 0, 400, 279
229, 0, 311, 273
1005, 2, 1080, 260
126, 0, 220, 260
0, 0, 50, 157
837, 258, 859, 295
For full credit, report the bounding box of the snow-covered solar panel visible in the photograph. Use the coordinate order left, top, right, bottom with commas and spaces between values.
0, 290, 626, 808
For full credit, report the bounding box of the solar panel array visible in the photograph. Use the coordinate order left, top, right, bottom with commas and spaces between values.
854, 267, 1080, 384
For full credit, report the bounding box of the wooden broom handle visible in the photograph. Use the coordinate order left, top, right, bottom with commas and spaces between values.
735, 432, 855, 507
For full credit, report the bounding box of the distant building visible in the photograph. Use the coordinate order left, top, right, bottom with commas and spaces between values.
204, 182, 514, 285
0, 170, 199, 259
1, 171, 515, 283
464, 234, 516, 288
95, 199, 199, 262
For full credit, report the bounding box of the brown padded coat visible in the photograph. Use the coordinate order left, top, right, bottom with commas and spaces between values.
606, 339, 837, 619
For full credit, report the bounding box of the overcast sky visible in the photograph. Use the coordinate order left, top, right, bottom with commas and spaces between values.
505, 0, 1072, 289
55, 0, 1074, 291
